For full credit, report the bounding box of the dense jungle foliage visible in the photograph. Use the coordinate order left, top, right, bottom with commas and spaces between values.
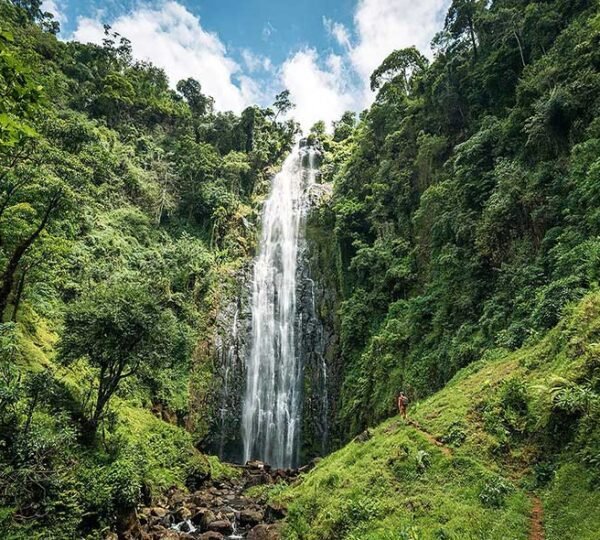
312, 0, 600, 439
0, 0, 296, 536
278, 4, 600, 536
1, 0, 600, 538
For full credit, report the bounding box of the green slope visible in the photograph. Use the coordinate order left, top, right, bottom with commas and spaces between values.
276, 293, 600, 540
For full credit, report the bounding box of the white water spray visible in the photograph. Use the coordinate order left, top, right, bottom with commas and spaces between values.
241, 146, 318, 468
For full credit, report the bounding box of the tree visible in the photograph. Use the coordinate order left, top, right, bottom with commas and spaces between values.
176, 77, 214, 117
333, 111, 357, 142
0, 29, 42, 149
310, 121, 326, 137
489, 8, 528, 67
444, 0, 484, 58
370, 47, 428, 93
0, 187, 64, 318
273, 89, 295, 120
58, 277, 189, 436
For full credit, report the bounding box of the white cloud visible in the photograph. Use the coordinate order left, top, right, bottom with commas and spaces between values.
350, 0, 449, 104
323, 17, 351, 50
281, 49, 357, 132
42, 0, 66, 24
241, 49, 273, 73
284, 1, 449, 131
71, 1, 257, 113
68, 0, 450, 131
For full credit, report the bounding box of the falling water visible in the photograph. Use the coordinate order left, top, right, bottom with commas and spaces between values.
218, 308, 238, 458
241, 145, 318, 468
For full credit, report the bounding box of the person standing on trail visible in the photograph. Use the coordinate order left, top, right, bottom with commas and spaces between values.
397, 392, 409, 419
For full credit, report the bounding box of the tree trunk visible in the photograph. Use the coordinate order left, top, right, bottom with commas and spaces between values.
0, 192, 60, 319
11, 268, 27, 322
468, 19, 478, 59
513, 30, 526, 67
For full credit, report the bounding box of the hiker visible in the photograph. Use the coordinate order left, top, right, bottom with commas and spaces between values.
397, 392, 409, 419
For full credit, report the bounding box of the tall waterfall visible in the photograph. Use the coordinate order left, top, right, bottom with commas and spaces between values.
241, 145, 318, 468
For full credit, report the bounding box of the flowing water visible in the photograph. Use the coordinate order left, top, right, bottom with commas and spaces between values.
241, 146, 318, 468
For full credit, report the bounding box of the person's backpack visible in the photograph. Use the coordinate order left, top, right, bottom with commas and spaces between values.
400, 395, 409, 406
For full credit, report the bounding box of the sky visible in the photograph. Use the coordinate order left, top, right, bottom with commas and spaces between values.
41, 0, 451, 131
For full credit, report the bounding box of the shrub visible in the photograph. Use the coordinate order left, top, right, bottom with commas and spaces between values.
440, 421, 467, 447
478, 476, 513, 508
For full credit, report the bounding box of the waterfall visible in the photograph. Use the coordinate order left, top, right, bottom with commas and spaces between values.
241, 145, 318, 468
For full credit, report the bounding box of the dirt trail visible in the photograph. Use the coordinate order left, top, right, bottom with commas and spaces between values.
393, 416, 545, 539
529, 496, 545, 540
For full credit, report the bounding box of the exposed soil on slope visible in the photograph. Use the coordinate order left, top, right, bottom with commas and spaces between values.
529, 496, 545, 540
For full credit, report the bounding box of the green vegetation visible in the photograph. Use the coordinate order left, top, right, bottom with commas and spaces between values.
277, 293, 600, 539
280, 0, 600, 536
0, 0, 295, 536
2, 0, 600, 537
311, 0, 600, 442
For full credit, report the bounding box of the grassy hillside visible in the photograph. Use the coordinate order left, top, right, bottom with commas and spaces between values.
276, 293, 600, 539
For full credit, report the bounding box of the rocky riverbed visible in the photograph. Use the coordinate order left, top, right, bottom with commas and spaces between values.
111, 461, 312, 540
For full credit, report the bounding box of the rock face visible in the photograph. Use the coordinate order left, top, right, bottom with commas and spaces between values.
204, 263, 254, 463
297, 187, 341, 460
128, 461, 303, 540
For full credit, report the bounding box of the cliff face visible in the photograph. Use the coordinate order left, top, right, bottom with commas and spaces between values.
297, 185, 341, 461
202, 162, 344, 465
202, 265, 253, 463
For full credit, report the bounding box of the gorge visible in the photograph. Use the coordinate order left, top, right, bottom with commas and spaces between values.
1, 0, 599, 538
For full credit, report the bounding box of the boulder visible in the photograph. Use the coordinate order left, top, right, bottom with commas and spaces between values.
245, 471, 272, 488
207, 519, 233, 535
190, 507, 210, 526
264, 502, 287, 523
198, 533, 224, 540
248, 523, 281, 540
200, 509, 216, 530
150, 507, 168, 518
239, 508, 264, 527
154, 531, 180, 540
175, 506, 192, 521
169, 490, 186, 506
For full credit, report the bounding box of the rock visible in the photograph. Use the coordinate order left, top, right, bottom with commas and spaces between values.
169, 490, 186, 506
190, 507, 210, 526
247, 523, 281, 540
239, 508, 264, 527
264, 502, 287, 523
207, 519, 233, 535
150, 507, 168, 518
354, 429, 372, 443
116, 508, 141, 538
175, 506, 192, 521
245, 471, 272, 488
198, 533, 224, 540
151, 526, 177, 540
192, 492, 212, 507
159, 513, 175, 528
246, 459, 269, 471
154, 531, 181, 540
200, 509, 216, 530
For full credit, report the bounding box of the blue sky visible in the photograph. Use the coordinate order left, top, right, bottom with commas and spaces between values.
42, 0, 450, 130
